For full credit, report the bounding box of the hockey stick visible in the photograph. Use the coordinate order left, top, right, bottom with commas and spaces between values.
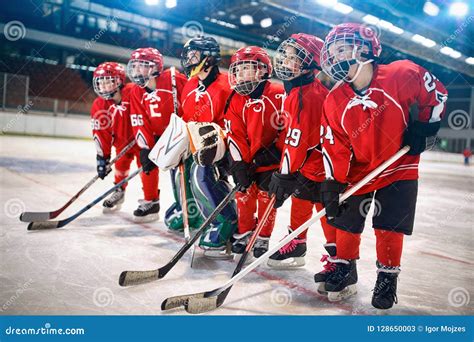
20, 140, 136, 222
161, 195, 276, 311
27, 167, 143, 230
118, 185, 240, 286
162, 146, 411, 313
179, 163, 191, 242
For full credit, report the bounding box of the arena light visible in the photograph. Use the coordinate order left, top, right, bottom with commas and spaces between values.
389, 25, 404, 35
240, 15, 254, 25
449, 2, 468, 17
165, 0, 176, 8
362, 14, 380, 25
145, 0, 159, 5
260, 18, 272, 28
465, 57, 474, 65
440, 46, 454, 55
449, 49, 462, 59
440, 46, 463, 59
422, 38, 436, 48
423, 1, 440, 16
412, 34, 425, 44
334, 2, 353, 14
378, 19, 393, 29
411, 34, 436, 48
316, 0, 338, 8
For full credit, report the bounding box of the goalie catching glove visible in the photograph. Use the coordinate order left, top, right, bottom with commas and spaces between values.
187, 121, 226, 166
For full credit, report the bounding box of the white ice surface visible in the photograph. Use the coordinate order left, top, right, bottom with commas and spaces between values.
0, 135, 473, 315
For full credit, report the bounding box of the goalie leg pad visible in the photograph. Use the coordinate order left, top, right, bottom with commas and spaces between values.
189, 162, 237, 248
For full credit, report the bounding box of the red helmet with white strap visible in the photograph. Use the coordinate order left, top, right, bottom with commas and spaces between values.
320, 23, 382, 83
93, 62, 125, 99
126, 47, 164, 87
274, 33, 324, 81
229, 46, 272, 96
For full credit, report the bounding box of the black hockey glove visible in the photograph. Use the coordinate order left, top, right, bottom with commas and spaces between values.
268, 172, 297, 208
320, 179, 347, 220
294, 172, 320, 203
140, 148, 156, 174
96, 155, 111, 179
230, 160, 254, 191
253, 144, 281, 168
403, 121, 440, 156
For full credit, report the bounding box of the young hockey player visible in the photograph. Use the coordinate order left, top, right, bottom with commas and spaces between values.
225, 46, 284, 257
319, 23, 448, 307
91, 62, 140, 212
165, 36, 237, 258
127, 47, 187, 222
266, 34, 336, 280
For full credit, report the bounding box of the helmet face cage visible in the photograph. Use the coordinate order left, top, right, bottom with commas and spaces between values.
126, 59, 157, 87
321, 32, 373, 82
274, 39, 312, 81
93, 75, 122, 99
181, 47, 204, 76
229, 60, 269, 96
182, 48, 202, 68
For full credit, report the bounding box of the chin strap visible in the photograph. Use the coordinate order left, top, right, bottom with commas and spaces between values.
346, 45, 374, 83
189, 57, 208, 78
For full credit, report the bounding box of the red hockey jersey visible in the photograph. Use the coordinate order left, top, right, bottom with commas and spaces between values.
181, 72, 232, 127
225, 81, 285, 173
129, 68, 187, 149
321, 60, 448, 194
280, 77, 329, 182
90, 83, 136, 157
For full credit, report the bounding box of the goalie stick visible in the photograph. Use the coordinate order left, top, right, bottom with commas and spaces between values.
170, 66, 191, 242
118, 185, 239, 286
27, 167, 143, 230
161, 146, 410, 314
20, 140, 136, 222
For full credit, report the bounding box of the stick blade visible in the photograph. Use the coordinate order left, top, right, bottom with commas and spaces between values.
118, 270, 158, 287
184, 287, 230, 314
185, 295, 219, 314
20, 212, 51, 222
161, 292, 206, 311
27, 220, 60, 231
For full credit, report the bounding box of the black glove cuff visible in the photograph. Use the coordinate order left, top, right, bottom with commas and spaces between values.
320, 179, 346, 193
253, 144, 281, 167
412, 120, 440, 137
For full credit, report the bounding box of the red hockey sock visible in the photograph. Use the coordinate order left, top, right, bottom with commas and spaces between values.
336, 229, 361, 260
235, 184, 258, 234
315, 202, 336, 244
290, 197, 313, 239
140, 168, 159, 201
114, 151, 134, 190
375, 229, 404, 267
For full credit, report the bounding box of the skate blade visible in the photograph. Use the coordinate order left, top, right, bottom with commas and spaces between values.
327, 285, 357, 302
233, 253, 254, 264
102, 204, 122, 213
202, 250, 234, 260
266, 257, 305, 269
133, 213, 160, 223
315, 282, 327, 296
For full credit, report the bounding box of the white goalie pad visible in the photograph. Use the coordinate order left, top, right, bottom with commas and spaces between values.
148, 113, 190, 171
187, 121, 227, 166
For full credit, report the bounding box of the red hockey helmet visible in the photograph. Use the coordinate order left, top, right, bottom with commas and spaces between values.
320, 23, 382, 83
229, 46, 272, 96
126, 47, 164, 87
93, 62, 126, 99
274, 33, 324, 81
